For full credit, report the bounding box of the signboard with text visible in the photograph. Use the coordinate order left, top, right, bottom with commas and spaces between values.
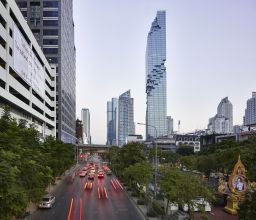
13, 23, 45, 98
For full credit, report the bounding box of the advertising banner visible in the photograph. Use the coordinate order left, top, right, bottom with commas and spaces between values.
13, 23, 45, 98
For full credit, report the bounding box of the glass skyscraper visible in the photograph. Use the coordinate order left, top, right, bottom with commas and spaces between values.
107, 98, 118, 145
118, 90, 135, 146
15, 0, 76, 144
146, 11, 167, 140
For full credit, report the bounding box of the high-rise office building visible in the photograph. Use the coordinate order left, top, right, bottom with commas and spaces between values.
208, 97, 233, 134
0, 0, 56, 139
146, 11, 167, 140
167, 116, 174, 136
118, 90, 135, 146
15, 0, 76, 144
107, 98, 118, 145
81, 108, 90, 144
244, 92, 256, 126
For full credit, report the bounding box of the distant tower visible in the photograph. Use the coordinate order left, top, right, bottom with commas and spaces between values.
81, 108, 91, 144
146, 11, 167, 140
166, 116, 174, 136
244, 92, 256, 126
107, 98, 118, 145
208, 97, 233, 134
118, 90, 135, 146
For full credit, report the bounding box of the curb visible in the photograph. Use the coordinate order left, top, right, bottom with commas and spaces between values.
123, 186, 149, 220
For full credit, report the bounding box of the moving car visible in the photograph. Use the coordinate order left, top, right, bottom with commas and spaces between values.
88, 173, 95, 180
106, 170, 112, 175
98, 171, 104, 178
38, 195, 55, 208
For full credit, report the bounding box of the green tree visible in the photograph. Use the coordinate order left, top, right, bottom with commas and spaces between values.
159, 168, 214, 218
123, 161, 152, 189
238, 192, 256, 220
177, 145, 194, 156
0, 106, 76, 219
0, 151, 28, 220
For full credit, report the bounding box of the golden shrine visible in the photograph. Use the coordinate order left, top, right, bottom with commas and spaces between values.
223, 155, 249, 215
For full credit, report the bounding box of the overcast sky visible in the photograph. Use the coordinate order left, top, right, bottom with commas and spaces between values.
74, 0, 256, 144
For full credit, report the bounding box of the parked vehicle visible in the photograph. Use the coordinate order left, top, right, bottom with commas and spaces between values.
38, 195, 55, 208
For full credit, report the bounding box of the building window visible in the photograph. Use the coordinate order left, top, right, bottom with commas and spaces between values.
32, 29, 40, 41
47, 57, 58, 64
43, 39, 58, 45
30, 18, 40, 26
16, 1, 27, 8
30, 4, 41, 26
0, 78, 5, 89
43, 20, 58, 27
9, 47, 12, 56
0, 35, 6, 49
0, 14, 6, 29
9, 28, 13, 37
43, 48, 58, 54
43, 11, 58, 17
0, 56, 6, 69
43, 29, 58, 36
43, 1, 58, 8
21, 11, 27, 18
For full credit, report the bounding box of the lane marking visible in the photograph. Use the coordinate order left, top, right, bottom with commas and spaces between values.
104, 187, 108, 199
67, 198, 74, 220
80, 198, 82, 220
115, 179, 123, 190
98, 186, 101, 199
110, 179, 117, 190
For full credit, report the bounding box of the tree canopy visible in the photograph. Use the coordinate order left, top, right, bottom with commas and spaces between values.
0, 106, 75, 220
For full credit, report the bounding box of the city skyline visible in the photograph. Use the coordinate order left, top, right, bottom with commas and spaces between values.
74, 0, 256, 144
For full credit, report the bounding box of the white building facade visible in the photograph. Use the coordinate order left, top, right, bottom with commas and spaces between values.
208, 97, 233, 134
81, 108, 90, 144
0, 0, 56, 138
167, 116, 173, 137
244, 92, 256, 126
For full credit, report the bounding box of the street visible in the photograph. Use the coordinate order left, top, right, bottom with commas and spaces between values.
29, 167, 145, 220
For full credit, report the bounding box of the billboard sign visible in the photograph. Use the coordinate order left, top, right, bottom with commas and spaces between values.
13, 23, 45, 98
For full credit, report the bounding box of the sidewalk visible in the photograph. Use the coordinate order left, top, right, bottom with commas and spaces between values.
125, 188, 161, 220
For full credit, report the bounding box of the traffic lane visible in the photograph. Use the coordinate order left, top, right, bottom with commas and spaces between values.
80, 174, 145, 220
30, 169, 145, 220
106, 175, 145, 220
30, 167, 84, 220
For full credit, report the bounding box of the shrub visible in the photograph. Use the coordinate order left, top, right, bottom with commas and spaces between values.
147, 208, 158, 217
137, 199, 145, 205
152, 201, 165, 215
131, 192, 139, 197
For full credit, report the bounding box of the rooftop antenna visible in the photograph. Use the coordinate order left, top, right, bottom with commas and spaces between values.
178, 120, 180, 133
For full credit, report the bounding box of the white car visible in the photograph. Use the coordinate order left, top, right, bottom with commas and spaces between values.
39, 195, 55, 208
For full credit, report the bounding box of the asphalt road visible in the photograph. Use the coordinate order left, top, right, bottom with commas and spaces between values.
29, 167, 145, 220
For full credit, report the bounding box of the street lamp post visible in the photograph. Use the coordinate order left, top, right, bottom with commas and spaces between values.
137, 122, 158, 199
